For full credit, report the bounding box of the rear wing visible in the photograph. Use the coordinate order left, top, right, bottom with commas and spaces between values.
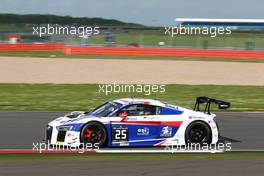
194, 96, 230, 114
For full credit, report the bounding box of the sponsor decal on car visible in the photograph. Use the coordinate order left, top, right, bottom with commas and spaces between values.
127, 117, 137, 120
160, 126, 172, 137
137, 127, 150, 136
119, 141, 129, 146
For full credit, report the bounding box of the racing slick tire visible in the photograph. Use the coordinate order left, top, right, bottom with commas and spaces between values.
185, 121, 212, 145
80, 122, 107, 148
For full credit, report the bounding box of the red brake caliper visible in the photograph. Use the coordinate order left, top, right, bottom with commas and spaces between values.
84, 129, 92, 138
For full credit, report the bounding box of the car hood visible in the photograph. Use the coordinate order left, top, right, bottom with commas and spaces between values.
48, 111, 99, 127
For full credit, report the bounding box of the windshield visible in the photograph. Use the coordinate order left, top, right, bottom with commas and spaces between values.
88, 102, 122, 117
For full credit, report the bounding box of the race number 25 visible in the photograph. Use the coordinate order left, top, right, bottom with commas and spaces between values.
112, 126, 128, 141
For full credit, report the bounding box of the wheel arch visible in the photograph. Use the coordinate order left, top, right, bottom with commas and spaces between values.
184, 120, 212, 144
79, 120, 109, 146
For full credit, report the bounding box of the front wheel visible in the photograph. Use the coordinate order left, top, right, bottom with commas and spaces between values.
185, 121, 212, 145
80, 122, 107, 148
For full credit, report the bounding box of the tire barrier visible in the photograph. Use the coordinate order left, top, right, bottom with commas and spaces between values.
1, 43, 264, 59
0, 43, 63, 52
63, 46, 264, 59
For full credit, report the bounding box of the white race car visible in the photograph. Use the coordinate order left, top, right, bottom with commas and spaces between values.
45, 97, 230, 147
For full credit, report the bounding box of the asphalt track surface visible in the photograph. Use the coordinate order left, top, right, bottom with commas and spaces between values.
0, 112, 264, 176
1, 159, 264, 176
0, 112, 263, 150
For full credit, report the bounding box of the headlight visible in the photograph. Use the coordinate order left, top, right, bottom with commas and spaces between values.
56, 125, 73, 131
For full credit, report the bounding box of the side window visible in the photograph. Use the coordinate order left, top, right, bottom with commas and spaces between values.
116, 104, 161, 116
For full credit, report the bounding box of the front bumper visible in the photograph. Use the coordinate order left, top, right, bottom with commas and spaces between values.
45, 125, 81, 147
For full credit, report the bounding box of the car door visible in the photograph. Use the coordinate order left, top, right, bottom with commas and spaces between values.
110, 104, 161, 146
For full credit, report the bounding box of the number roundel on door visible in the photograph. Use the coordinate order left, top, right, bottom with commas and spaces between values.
112, 126, 129, 141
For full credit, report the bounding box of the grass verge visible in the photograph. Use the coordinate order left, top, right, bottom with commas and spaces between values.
0, 84, 263, 111
0, 152, 263, 161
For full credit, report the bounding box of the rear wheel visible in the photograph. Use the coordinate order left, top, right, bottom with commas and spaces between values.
80, 122, 107, 148
185, 121, 212, 145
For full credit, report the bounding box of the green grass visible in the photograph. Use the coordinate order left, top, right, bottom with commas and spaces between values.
0, 50, 264, 63
0, 152, 263, 161
0, 84, 263, 111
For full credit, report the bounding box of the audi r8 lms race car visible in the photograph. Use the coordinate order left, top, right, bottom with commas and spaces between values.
45, 97, 230, 148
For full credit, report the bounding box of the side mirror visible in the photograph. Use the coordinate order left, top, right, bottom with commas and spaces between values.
119, 112, 128, 122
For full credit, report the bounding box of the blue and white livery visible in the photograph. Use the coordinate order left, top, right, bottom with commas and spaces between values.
45, 97, 230, 148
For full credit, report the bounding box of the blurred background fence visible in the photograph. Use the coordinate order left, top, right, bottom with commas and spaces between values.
0, 14, 264, 51
1, 29, 263, 50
